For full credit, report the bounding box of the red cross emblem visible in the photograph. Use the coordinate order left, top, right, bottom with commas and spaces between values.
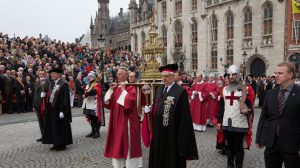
225, 91, 240, 106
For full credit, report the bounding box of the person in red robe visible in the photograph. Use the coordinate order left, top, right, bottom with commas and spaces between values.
189, 73, 208, 131
206, 73, 219, 127
104, 67, 142, 168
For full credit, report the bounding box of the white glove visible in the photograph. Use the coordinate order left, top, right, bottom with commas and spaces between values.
59, 112, 64, 119
40, 92, 46, 98
144, 105, 152, 113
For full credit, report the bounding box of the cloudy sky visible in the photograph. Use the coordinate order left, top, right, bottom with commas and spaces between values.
0, 0, 130, 42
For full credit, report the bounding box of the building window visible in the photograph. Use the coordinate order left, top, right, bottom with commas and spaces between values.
243, 6, 252, 47
191, 18, 198, 71
262, 2, 273, 45
226, 11, 234, 40
226, 45, 233, 66
211, 46, 218, 69
174, 20, 183, 48
162, 1, 167, 20
292, 20, 300, 41
162, 25, 167, 47
175, 0, 182, 17
191, 0, 197, 12
134, 34, 138, 52
211, 14, 218, 42
141, 31, 145, 49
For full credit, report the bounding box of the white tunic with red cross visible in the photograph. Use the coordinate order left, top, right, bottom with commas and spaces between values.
222, 86, 249, 129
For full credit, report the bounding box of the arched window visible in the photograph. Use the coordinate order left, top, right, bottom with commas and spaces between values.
191, 18, 198, 71
175, 0, 182, 16
174, 20, 183, 48
211, 14, 218, 42
244, 7, 252, 38
191, 0, 197, 11
226, 10, 234, 64
134, 34, 138, 52
263, 2, 273, 36
226, 11, 234, 40
141, 31, 145, 49
211, 14, 218, 69
262, 2, 273, 45
162, 25, 167, 47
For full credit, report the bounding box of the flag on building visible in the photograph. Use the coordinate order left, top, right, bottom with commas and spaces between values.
292, 0, 300, 14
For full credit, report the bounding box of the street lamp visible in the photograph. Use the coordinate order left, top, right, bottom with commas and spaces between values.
97, 34, 105, 83
242, 51, 247, 80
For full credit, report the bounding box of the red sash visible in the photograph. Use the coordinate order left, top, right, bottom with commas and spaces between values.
16, 77, 25, 88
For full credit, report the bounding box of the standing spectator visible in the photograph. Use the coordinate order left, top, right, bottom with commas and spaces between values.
75, 74, 84, 107
25, 75, 34, 112
2, 69, 13, 113
256, 63, 300, 168
32, 69, 50, 142
247, 74, 257, 96
13, 71, 26, 113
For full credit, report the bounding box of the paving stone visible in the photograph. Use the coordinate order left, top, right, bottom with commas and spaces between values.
0, 107, 265, 168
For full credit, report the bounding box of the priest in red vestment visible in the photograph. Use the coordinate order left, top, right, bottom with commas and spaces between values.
206, 73, 219, 126
189, 73, 208, 131
104, 67, 142, 168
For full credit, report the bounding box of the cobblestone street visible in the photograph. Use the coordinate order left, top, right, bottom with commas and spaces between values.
0, 107, 265, 168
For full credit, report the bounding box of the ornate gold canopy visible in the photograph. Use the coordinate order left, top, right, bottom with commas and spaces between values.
141, 17, 166, 81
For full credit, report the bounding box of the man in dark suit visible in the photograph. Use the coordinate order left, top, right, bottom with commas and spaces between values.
25, 75, 34, 112
32, 69, 50, 142
256, 62, 300, 168
13, 71, 26, 113
2, 69, 14, 114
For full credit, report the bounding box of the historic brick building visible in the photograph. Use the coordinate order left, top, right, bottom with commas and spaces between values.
89, 0, 131, 50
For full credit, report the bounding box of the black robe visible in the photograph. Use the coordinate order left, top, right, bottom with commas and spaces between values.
149, 83, 198, 168
42, 79, 73, 146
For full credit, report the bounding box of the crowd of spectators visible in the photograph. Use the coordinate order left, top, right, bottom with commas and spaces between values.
0, 32, 143, 114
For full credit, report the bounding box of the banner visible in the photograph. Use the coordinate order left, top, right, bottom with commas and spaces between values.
293, 0, 300, 14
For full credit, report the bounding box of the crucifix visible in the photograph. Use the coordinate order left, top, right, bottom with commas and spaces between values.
225, 91, 240, 106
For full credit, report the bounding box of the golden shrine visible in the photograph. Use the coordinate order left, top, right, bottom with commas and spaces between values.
141, 17, 166, 81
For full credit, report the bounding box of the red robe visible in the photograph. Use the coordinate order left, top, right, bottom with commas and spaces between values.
104, 86, 142, 159
206, 81, 219, 124
245, 85, 255, 148
189, 82, 208, 125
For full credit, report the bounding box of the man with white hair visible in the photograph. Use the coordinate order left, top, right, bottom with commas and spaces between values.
104, 67, 143, 168
189, 73, 208, 131
217, 65, 253, 168
143, 64, 198, 168
82, 71, 104, 139
206, 73, 219, 127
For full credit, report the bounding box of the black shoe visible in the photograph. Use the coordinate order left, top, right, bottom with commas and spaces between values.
56, 145, 66, 151
86, 132, 95, 138
36, 138, 42, 142
50, 146, 58, 150
93, 132, 100, 138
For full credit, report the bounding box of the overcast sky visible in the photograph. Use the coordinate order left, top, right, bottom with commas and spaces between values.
0, 0, 130, 42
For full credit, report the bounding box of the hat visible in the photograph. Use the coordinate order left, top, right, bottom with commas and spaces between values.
49, 68, 63, 74
159, 64, 178, 73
